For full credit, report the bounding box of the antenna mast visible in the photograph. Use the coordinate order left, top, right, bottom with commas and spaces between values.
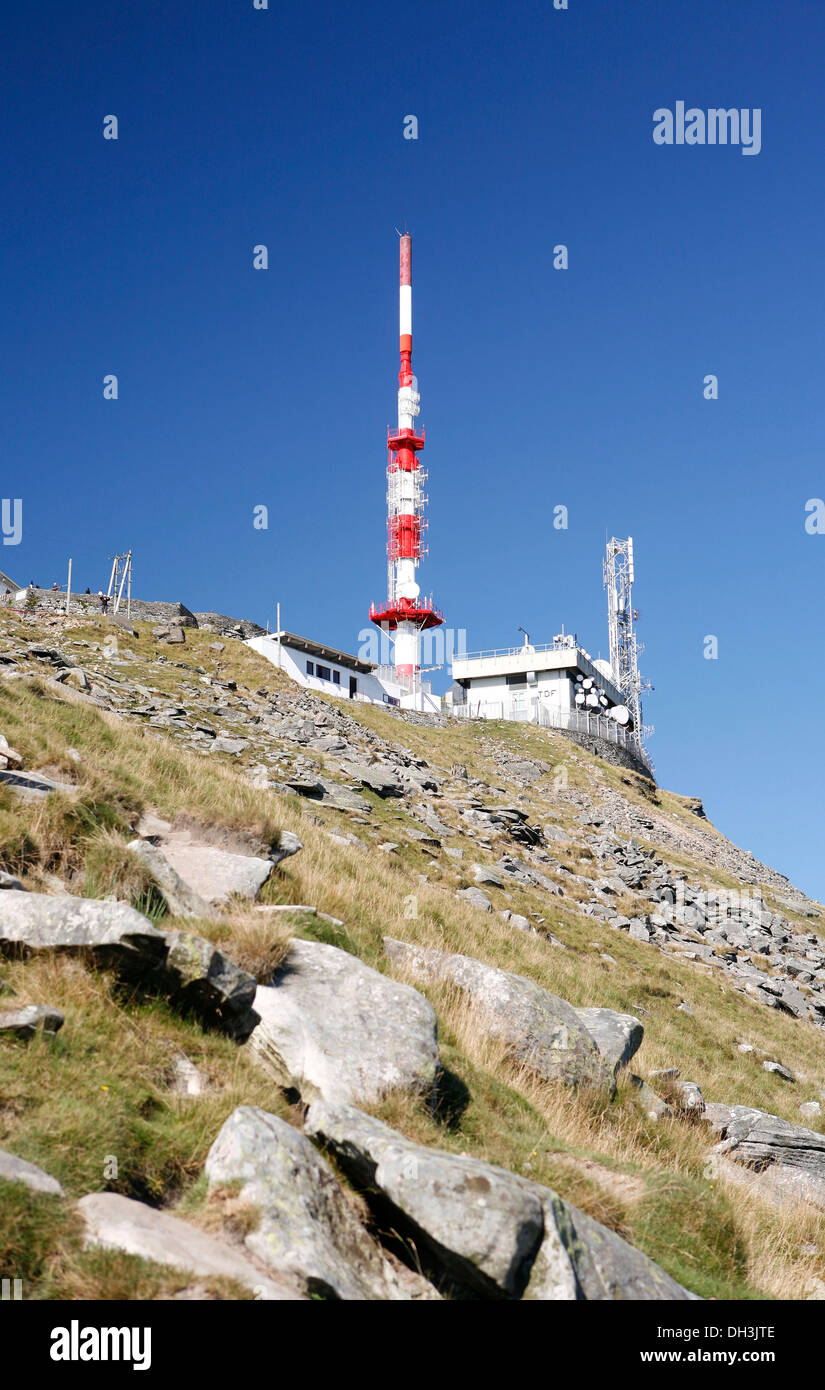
603, 536, 650, 748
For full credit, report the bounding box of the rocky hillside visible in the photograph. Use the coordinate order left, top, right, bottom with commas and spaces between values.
1, 603, 825, 1302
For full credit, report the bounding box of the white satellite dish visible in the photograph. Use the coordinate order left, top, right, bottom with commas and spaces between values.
397, 580, 420, 600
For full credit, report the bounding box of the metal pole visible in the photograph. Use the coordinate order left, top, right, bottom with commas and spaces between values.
276, 603, 281, 667
66, 558, 72, 616
126, 551, 131, 618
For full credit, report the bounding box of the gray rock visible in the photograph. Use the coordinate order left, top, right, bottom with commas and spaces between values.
457, 886, 493, 912
0, 890, 256, 1037
0, 1003, 64, 1040
306, 1101, 698, 1301
205, 1106, 436, 1300
0, 890, 168, 982
210, 737, 248, 755
800, 1102, 822, 1120
78, 1191, 297, 1299
127, 839, 217, 919
157, 931, 258, 1040
573, 1006, 644, 1074
763, 1060, 796, 1082
673, 1080, 705, 1116
271, 829, 302, 867
704, 1103, 825, 1208
384, 938, 614, 1093
630, 1074, 672, 1121
473, 864, 504, 888
340, 762, 403, 798
159, 843, 276, 905
0, 1148, 63, 1196
306, 1101, 543, 1298
0, 871, 25, 890
250, 939, 439, 1104
524, 1188, 700, 1301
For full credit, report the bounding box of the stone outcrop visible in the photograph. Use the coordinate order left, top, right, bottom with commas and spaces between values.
384, 938, 614, 1093
250, 939, 440, 1104
205, 1106, 438, 1300
306, 1102, 698, 1300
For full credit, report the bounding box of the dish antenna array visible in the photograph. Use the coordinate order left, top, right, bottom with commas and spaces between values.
603, 537, 651, 746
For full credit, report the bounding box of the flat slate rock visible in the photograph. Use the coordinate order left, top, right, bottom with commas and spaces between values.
0, 891, 167, 980
250, 938, 440, 1104
158, 843, 276, 905
384, 938, 614, 1094
78, 1191, 298, 1300
127, 839, 217, 919
704, 1101, 825, 1207
0, 1148, 64, 1196
205, 1106, 437, 1300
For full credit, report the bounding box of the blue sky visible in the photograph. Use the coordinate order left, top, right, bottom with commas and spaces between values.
3, 0, 824, 899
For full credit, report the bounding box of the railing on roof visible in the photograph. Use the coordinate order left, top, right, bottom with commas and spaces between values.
454, 641, 587, 662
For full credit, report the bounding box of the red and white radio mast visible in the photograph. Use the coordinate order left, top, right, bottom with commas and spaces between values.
370, 233, 443, 684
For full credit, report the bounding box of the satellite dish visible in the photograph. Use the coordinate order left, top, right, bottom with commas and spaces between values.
610, 705, 631, 726
397, 580, 420, 601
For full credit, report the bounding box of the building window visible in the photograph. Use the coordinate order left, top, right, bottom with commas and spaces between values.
316, 664, 331, 682
332, 670, 341, 685
306, 660, 314, 676
506, 673, 527, 687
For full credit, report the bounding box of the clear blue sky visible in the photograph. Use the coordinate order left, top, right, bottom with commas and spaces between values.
3, 1, 824, 899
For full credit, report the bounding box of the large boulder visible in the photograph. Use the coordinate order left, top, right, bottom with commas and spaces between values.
306, 1102, 699, 1301
704, 1102, 825, 1208
205, 1106, 437, 1300
305, 1101, 543, 1298
250, 939, 440, 1104
384, 938, 614, 1094
77, 1191, 298, 1300
573, 1006, 644, 1074
0, 891, 257, 1038
0, 891, 168, 981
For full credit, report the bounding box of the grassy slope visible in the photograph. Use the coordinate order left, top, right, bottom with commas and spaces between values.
0, 610, 824, 1300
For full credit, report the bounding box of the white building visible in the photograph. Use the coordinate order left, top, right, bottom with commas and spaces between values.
448, 634, 645, 761
246, 630, 441, 714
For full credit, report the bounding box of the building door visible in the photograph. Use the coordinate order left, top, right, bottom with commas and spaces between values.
349, 676, 357, 698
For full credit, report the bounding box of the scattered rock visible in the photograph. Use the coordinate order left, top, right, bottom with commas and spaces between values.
0, 1148, 63, 1196
630, 1074, 672, 1121
457, 886, 493, 913
763, 1060, 796, 1082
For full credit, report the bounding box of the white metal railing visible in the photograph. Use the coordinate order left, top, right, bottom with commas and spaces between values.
448, 697, 652, 770
455, 641, 575, 662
